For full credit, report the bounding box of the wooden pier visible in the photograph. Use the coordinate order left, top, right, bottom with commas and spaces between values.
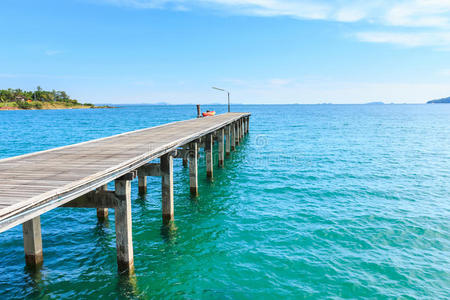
0, 112, 250, 274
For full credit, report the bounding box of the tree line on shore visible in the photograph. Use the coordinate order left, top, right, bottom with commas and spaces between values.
0, 87, 94, 109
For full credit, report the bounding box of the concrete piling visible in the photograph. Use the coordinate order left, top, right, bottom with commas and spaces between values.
205, 134, 213, 178
218, 129, 225, 167
114, 178, 134, 274
189, 142, 199, 196
96, 185, 109, 219
160, 154, 174, 222
22, 216, 43, 268
226, 125, 231, 156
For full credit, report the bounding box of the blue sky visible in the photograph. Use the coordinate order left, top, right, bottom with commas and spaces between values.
1, 0, 450, 104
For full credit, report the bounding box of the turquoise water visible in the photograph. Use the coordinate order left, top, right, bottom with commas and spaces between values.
0, 105, 449, 299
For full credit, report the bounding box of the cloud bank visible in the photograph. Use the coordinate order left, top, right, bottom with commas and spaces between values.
96, 0, 450, 48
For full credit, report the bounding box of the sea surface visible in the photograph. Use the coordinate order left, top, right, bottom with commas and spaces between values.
0, 104, 449, 299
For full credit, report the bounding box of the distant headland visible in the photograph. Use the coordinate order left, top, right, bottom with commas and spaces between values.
427, 96, 450, 104
365, 101, 385, 105
0, 87, 112, 110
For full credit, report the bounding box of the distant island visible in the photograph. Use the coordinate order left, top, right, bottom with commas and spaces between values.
0, 87, 111, 110
427, 96, 450, 104
365, 101, 385, 105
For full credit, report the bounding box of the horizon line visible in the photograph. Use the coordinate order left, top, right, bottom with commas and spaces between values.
94, 102, 431, 106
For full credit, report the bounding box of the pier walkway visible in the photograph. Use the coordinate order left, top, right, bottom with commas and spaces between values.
0, 112, 250, 273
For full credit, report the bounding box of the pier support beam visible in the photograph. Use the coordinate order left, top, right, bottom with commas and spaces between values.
238, 120, 242, 143
138, 175, 147, 195
231, 123, 236, 150
115, 177, 134, 274
238, 119, 242, 139
235, 121, 240, 145
161, 154, 174, 222
205, 134, 213, 178
97, 185, 109, 219
241, 119, 244, 138
23, 216, 43, 268
189, 142, 198, 196
182, 146, 188, 167
245, 117, 249, 134
218, 129, 224, 167
225, 125, 231, 156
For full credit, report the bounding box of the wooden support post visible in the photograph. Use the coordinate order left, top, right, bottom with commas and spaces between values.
238, 119, 241, 140
225, 125, 231, 156
235, 121, 240, 145
115, 178, 134, 274
231, 123, 236, 150
238, 120, 242, 143
241, 119, 244, 138
238, 119, 242, 141
160, 154, 174, 222
97, 184, 109, 219
196, 104, 201, 118
189, 142, 198, 196
23, 216, 43, 267
182, 146, 188, 167
205, 134, 213, 178
138, 175, 147, 195
218, 128, 225, 167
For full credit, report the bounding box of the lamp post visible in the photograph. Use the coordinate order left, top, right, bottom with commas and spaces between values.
212, 87, 230, 112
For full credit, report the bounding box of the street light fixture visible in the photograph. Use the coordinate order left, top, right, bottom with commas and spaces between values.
212, 87, 230, 112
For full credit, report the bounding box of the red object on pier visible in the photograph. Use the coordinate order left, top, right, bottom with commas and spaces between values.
202, 111, 216, 117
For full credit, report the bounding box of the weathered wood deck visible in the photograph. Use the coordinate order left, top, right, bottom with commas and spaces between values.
0, 112, 250, 273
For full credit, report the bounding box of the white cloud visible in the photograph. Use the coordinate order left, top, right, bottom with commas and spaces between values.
384, 0, 450, 27
95, 0, 450, 48
355, 31, 450, 48
0, 73, 19, 78
439, 69, 450, 76
45, 50, 62, 56
133, 80, 155, 86
98, 0, 450, 26
268, 78, 294, 86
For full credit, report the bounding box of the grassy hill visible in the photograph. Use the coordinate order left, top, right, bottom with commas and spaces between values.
0, 87, 109, 110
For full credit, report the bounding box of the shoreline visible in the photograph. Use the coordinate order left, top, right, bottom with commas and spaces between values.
0, 105, 114, 111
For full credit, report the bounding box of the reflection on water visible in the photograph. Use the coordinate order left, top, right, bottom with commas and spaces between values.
160, 222, 178, 245
118, 272, 142, 299
23, 264, 44, 297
